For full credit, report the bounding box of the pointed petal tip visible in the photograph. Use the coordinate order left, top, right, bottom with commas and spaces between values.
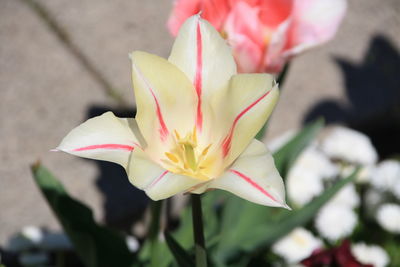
50, 148, 60, 152
282, 203, 292, 210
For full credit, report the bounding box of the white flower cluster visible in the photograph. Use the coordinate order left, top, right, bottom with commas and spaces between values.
287, 146, 339, 207
368, 160, 400, 235
351, 242, 389, 267
272, 227, 322, 263
270, 125, 399, 266
376, 203, 400, 234
370, 160, 400, 199
320, 126, 378, 165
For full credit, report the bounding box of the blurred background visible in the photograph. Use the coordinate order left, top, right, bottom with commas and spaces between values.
0, 0, 399, 251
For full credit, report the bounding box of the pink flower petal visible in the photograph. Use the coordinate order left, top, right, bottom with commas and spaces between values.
285, 0, 347, 56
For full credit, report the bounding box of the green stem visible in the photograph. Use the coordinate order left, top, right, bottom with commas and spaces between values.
191, 194, 207, 267
149, 200, 163, 240
149, 200, 163, 267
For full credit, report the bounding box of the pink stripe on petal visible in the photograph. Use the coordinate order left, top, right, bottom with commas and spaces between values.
194, 20, 203, 131
73, 144, 135, 152
148, 170, 169, 188
229, 169, 277, 202
149, 89, 169, 141
133, 61, 169, 141
222, 90, 272, 157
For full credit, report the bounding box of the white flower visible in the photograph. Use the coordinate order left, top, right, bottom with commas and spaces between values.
370, 160, 400, 195
55, 15, 288, 208
272, 227, 323, 263
126, 236, 139, 252
351, 243, 389, 267
320, 126, 377, 165
287, 170, 324, 207
296, 147, 339, 179
315, 204, 357, 242
329, 183, 360, 209
21, 226, 43, 244
7, 226, 44, 252
376, 203, 400, 234
341, 165, 374, 184
357, 165, 374, 184
287, 147, 339, 207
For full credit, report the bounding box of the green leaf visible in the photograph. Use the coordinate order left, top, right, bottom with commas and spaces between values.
139, 239, 172, 267
31, 163, 136, 267
273, 118, 324, 177
240, 169, 359, 252
213, 119, 324, 261
385, 240, 400, 267
215, 170, 358, 264
165, 232, 194, 267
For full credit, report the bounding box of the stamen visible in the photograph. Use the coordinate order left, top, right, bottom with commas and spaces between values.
163, 128, 214, 181
192, 126, 197, 144
174, 130, 181, 140
201, 144, 212, 156
165, 152, 179, 163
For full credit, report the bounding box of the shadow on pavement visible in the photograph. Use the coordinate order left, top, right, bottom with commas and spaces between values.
304, 35, 400, 158
86, 106, 149, 232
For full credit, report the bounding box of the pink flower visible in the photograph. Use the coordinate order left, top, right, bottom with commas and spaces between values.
168, 0, 347, 73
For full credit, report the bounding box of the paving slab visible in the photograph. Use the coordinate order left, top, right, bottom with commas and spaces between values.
35, 0, 175, 103
0, 0, 112, 245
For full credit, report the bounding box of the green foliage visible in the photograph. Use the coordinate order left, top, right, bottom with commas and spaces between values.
165, 232, 194, 267
273, 118, 324, 178
31, 163, 137, 267
385, 239, 400, 267
212, 170, 358, 266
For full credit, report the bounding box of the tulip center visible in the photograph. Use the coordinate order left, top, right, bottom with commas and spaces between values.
162, 128, 213, 181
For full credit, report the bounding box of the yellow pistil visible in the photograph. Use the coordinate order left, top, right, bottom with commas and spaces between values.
184, 144, 197, 171
163, 128, 213, 181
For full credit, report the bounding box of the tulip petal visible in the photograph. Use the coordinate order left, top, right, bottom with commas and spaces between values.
167, 0, 202, 36
130, 51, 197, 154
224, 1, 265, 73
127, 149, 201, 200
213, 73, 279, 167
167, 0, 229, 35
285, 0, 347, 56
55, 112, 141, 168
168, 15, 237, 132
258, 0, 293, 29
264, 18, 291, 73
203, 139, 288, 208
